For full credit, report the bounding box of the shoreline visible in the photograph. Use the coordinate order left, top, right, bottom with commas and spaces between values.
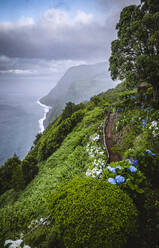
37, 100, 52, 133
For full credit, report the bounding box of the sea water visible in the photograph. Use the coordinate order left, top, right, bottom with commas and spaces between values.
0, 80, 52, 166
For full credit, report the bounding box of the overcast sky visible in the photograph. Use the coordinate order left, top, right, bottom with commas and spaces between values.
0, 0, 140, 86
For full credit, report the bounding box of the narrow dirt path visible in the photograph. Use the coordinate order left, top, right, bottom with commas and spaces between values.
105, 112, 122, 163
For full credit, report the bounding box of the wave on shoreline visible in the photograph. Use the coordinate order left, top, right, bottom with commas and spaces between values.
37, 100, 52, 133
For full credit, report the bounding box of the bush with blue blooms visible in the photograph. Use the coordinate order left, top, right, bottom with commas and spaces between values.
102, 159, 146, 194
125, 148, 159, 188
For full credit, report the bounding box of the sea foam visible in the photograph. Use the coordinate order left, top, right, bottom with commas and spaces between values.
37, 100, 52, 133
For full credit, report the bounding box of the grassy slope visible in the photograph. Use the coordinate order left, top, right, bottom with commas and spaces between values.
2, 82, 158, 247
0, 102, 107, 245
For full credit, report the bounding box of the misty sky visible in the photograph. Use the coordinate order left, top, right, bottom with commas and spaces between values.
0, 0, 140, 86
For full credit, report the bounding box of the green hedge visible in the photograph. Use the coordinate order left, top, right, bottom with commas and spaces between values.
37, 109, 84, 161
47, 177, 138, 248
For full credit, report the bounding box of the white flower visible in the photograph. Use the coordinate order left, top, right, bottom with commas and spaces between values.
151, 121, 158, 127
92, 167, 103, 176
4, 240, 13, 246
86, 167, 103, 178
86, 168, 91, 177
4, 239, 23, 248
90, 134, 100, 141
149, 121, 159, 137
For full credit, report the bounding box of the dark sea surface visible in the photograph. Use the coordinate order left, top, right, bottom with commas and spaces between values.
0, 80, 53, 166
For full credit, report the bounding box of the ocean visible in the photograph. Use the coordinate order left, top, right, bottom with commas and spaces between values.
0, 80, 53, 166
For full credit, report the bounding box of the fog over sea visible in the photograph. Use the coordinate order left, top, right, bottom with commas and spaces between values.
0, 80, 54, 166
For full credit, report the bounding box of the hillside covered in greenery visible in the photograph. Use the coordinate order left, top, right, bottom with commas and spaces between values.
0, 0, 159, 247
0, 81, 159, 248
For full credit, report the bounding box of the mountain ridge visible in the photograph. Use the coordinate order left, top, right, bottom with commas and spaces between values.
40, 62, 115, 126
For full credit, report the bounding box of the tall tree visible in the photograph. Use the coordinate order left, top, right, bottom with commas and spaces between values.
0, 154, 24, 194
109, 1, 159, 102
21, 154, 38, 185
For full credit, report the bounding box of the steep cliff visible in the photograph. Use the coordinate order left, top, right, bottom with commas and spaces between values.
41, 62, 115, 125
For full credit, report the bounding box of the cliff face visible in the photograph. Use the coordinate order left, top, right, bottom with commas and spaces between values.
41, 62, 115, 125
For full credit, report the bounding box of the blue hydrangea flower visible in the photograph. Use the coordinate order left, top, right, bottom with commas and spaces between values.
132, 160, 138, 166
142, 121, 147, 126
115, 175, 125, 183
108, 178, 116, 184
151, 153, 156, 156
146, 149, 151, 154
129, 165, 137, 173
116, 165, 122, 170
128, 158, 138, 166
107, 166, 116, 173
146, 149, 156, 156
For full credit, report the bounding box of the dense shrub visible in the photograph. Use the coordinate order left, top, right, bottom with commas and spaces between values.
24, 225, 50, 248
21, 154, 38, 185
124, 148, 159, 189
0, 154, 23, 194
33, 133, 42, 146
141, 188, 159, 247
61, 102, 85, 121
0, 204, 35, 247
47, 177, 138, 248
37, 109, 84, 161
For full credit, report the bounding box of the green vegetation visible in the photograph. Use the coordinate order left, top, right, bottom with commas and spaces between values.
0, 79, 158, 247
0, 97, 107, 247
21, 154, 38, 186
109, 0, 159, 101
47, 177, 138, 248
0, 154, 23, 194
103, 89, 159, 247
37, 108, 84, 161
0, 1, 159, 247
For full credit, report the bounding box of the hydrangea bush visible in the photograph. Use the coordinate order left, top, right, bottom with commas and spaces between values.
102, 159, 146, 194
124, 148, 159, 188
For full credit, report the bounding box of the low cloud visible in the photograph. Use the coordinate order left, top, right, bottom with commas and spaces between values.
0, 9, 108, 61
0, 55, 87, 83
0, 1, 140, 81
